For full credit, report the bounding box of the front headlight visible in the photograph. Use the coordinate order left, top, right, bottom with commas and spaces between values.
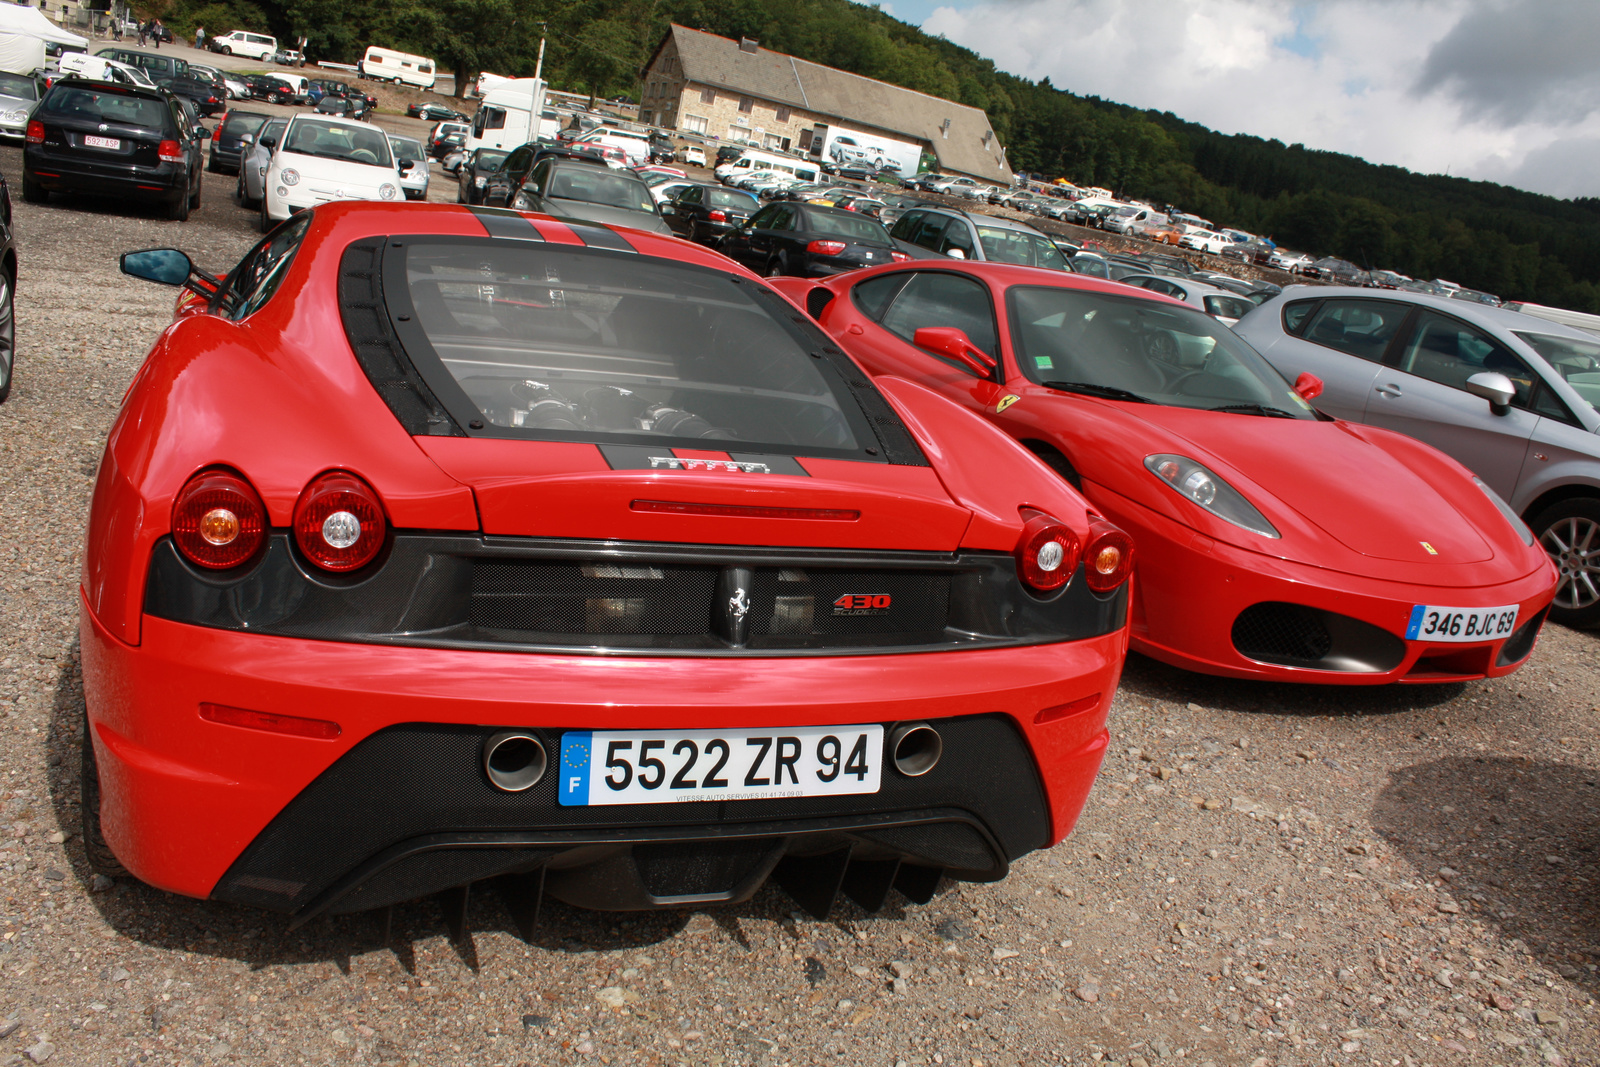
378, 183, 398, 200
279, 168, 299, 186
1472, 476, 1533, 545
3, 108, 26, 123
1146, 454, 1280, 538
473, 176, 487, 188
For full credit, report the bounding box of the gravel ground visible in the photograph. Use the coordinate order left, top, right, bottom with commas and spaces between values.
0, 143, 1597, 1067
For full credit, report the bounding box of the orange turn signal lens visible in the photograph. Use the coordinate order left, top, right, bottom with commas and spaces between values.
200, 702, 341, 740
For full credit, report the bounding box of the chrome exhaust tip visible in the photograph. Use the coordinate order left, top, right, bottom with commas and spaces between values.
888, 722, 942, 777
483, 732, 547, 793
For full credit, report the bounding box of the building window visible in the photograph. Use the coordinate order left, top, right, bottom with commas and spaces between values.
640, 110, 654, 125
739, 96, 753, 114
683, 114, 708, 134
775, 106, 790, 123
700, 86, 715, 105
798, 129, 812, 150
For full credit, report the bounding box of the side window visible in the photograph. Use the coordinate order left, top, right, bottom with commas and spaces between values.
939, 220, 975, 259
880, 271, 999, 366
909, 213, 948, 251
677, 185, 702, 205
746, 204, 778, 228
1282, 299, 1317, 334
851, 272, 911, 321
1300, 299, 1409, 364
889, 210, 921, 241
504, 146, 531, 176
1395, 310, 1536, 406
222, 213, 311, 320
529, 158, 551, 194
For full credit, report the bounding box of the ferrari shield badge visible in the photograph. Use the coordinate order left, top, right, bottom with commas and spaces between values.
996, 394, 1020, 414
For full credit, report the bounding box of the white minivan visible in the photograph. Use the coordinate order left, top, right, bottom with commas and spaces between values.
211, 30, 277, 61
713, 148, 820, 185
262, 114, 412, 230
572, 128, 651, 167
360, 46, 436, 90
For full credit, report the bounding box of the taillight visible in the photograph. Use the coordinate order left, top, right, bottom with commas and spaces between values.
172, 469, 268, 569
890, 251, 911, 262
1015, 509, 1080, 594
157, 140, 183, 163
1084, 519, 1134, 593
808, 240, 847, 255
293, 471, 386, 572
707, 209, 726, 222
211, 123, 222, 141
25, 120, 43, 144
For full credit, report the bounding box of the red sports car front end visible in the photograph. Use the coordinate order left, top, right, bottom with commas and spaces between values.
81, 203, 1132, 923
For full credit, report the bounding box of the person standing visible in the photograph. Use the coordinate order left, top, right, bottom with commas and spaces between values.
152, 18, 162, 48
137, 19, 146, 46
195, 25, 204, 50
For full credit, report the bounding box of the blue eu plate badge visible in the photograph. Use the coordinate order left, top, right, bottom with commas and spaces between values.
559, 732, 593, 805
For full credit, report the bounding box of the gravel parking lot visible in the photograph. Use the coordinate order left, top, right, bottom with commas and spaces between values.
0, 140, 1597, 1067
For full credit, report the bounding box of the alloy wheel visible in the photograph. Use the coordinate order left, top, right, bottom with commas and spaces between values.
1542, 515, 1600, 610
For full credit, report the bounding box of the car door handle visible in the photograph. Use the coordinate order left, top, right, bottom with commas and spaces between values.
1375, 383, 1403, 398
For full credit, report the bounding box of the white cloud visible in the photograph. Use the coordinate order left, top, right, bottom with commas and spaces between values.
918, 0, 1600, 199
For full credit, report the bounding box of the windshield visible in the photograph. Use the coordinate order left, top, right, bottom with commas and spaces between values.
283, 118, 394, 167
547, 167, 656, 212
389, 137, 424, 162
222, 112, 267, 136
975, 226, 1066, 269
402, 243, 862, 452
0, 73, 37, 100
1008, 286, 1316, 417
1515, 332, 1600, 415
474, 149, 509, 171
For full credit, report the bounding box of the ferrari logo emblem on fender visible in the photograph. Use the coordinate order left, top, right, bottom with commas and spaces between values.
1420, 542, 1437, 555
996, 395, 1020, 414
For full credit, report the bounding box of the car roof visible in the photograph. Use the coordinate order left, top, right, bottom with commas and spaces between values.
52, 76, 167, 101
287, 112, 372, 132
1271, 284, 1599, 343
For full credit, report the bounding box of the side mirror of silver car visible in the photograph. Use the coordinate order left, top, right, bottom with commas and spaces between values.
1466, 371, 1516, 414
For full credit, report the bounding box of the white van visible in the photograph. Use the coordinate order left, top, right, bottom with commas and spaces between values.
211, 30, 277, 61
57, 53, 155, 88
466, 77, 547, 154
714, 149, 820, 185
360, 46, 436, 90
267, 71, 311, 103
573, 128, 651, 167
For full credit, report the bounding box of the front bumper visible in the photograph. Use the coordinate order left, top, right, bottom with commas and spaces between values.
81, 600, 1120, 915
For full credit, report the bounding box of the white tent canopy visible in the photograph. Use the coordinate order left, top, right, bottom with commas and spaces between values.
0, 2, 86, 74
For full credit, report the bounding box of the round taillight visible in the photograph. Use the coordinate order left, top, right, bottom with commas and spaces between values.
1084, 520, 1134, 593
172, 470, 267, 569
293, 471, 386, 572
1015, 510, 1081, 594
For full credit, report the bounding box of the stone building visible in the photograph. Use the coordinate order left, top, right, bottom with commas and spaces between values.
638, 25, 1013, 184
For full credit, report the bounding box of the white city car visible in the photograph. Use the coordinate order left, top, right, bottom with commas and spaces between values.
263, 115, 411, 231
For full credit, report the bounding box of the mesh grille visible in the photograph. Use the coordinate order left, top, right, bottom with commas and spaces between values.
1496, 606, 1547, 666
1232, 602, 1333, 662
633, 839, 782, 898
748, 569, 950, 640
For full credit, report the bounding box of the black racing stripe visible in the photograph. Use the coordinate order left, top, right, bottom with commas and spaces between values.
555, 218, 637, 253
467, 206, 544, 241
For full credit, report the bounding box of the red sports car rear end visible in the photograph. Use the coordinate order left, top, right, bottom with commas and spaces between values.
81, 203, 1132, 926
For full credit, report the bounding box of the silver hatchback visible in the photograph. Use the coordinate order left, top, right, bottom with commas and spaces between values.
1236, 286, 1600, 627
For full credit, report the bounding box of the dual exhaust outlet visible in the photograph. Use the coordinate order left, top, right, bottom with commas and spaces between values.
481, 722, 944, 793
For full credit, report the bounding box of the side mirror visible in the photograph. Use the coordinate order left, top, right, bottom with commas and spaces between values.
1293, 372, 1324, 401
240, 133, 254, 144
120, 248, 192, 286
912, 326, 999, 377
1466, 371, 1516, 413
259, 135, 277, 149
397, 159, 415, 174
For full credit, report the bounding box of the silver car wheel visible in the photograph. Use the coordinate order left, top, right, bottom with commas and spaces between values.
1542, 514, 1600, 610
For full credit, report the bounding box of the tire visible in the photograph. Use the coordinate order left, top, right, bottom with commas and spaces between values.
21, 173, 46, 204
188, 172, 201, 210
81, 712, 129, 877
765, 255, 787, 277
260, 200, 273, 233
1531, 498, 1600, 628
167, 188, 189, 221
0, 269, 13, 405
220, 45, 231, 56
206, 155, 218, 173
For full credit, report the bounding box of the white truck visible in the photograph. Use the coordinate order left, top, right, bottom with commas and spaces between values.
465, 77, 551, 154
808, 122, 921, 176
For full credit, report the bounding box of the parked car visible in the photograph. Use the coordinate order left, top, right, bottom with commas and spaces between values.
660, 182, 759, 246
93, 47, 188, 83
478, 141, 605, 208
1113, 275, 1259, 325
717, 201, 903, 277
208, 108, 268, 174
407, 101, 468, 122
1450, 288, 1503, 307
273, 49, 305, 67
644, 175, 694, 206
801, 260, 1557, 682
95, 199, 1131, 921
679, 144, 706, 167
310, 80, 377, 110
235, 115, 286, 210
1068, 253, 1110, 279
156, 75, 225, 118
1180, 229, 1229, 255
389, 135, 429, 200
262, 114, 411, 231
1236, 287, 1600, 626
315, 94, 368, 120
889, 207, 1068, 270
1306, 257, 1362, 283
510, 157, 670, 235
924, 175, 977, 196
1072, 203, 1116, 228
210, 30, 277, 60
1193, 273, 1281, 304
456, 147, 508, 205
24, 78, 204, 220
427, 121, 469, 158
0, 71, 42, 141
1268, 249, 1313, 273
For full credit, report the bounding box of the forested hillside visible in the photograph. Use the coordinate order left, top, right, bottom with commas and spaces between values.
150, 0, 1600, 309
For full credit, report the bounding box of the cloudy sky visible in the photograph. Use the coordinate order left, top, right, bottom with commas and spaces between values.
880, 0, 1600, 200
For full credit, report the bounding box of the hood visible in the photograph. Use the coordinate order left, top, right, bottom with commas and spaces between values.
1129, 407, 1493, 565
547, 198, 671, 235
275, 152, 396, 190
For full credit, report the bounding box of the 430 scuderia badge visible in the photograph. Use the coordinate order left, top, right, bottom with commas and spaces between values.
995, 394, 1020, 413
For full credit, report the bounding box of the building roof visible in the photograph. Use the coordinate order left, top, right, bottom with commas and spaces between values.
655, 25, 1012, 183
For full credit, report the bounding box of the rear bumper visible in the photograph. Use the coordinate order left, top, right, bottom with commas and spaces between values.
81, 600, 1121, 913
25, 155, 186, 200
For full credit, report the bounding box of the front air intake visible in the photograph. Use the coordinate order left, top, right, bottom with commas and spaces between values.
1231, 602, 1406, 673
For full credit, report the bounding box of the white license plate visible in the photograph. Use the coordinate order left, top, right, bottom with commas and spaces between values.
558, 725, 883, 806
83, 135, 120, 149
1405, 604, 1518, 643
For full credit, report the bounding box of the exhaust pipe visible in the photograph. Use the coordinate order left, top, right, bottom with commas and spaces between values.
483, 732, 547, 792
888, 722, 942, 777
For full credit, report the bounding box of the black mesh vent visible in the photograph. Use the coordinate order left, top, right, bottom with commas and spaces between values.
337, 239, 463, 437
1232, 602, 1333, 662
1496, 606, 1548, 666
633, 839, 782, 898
471, 560, 720, 635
